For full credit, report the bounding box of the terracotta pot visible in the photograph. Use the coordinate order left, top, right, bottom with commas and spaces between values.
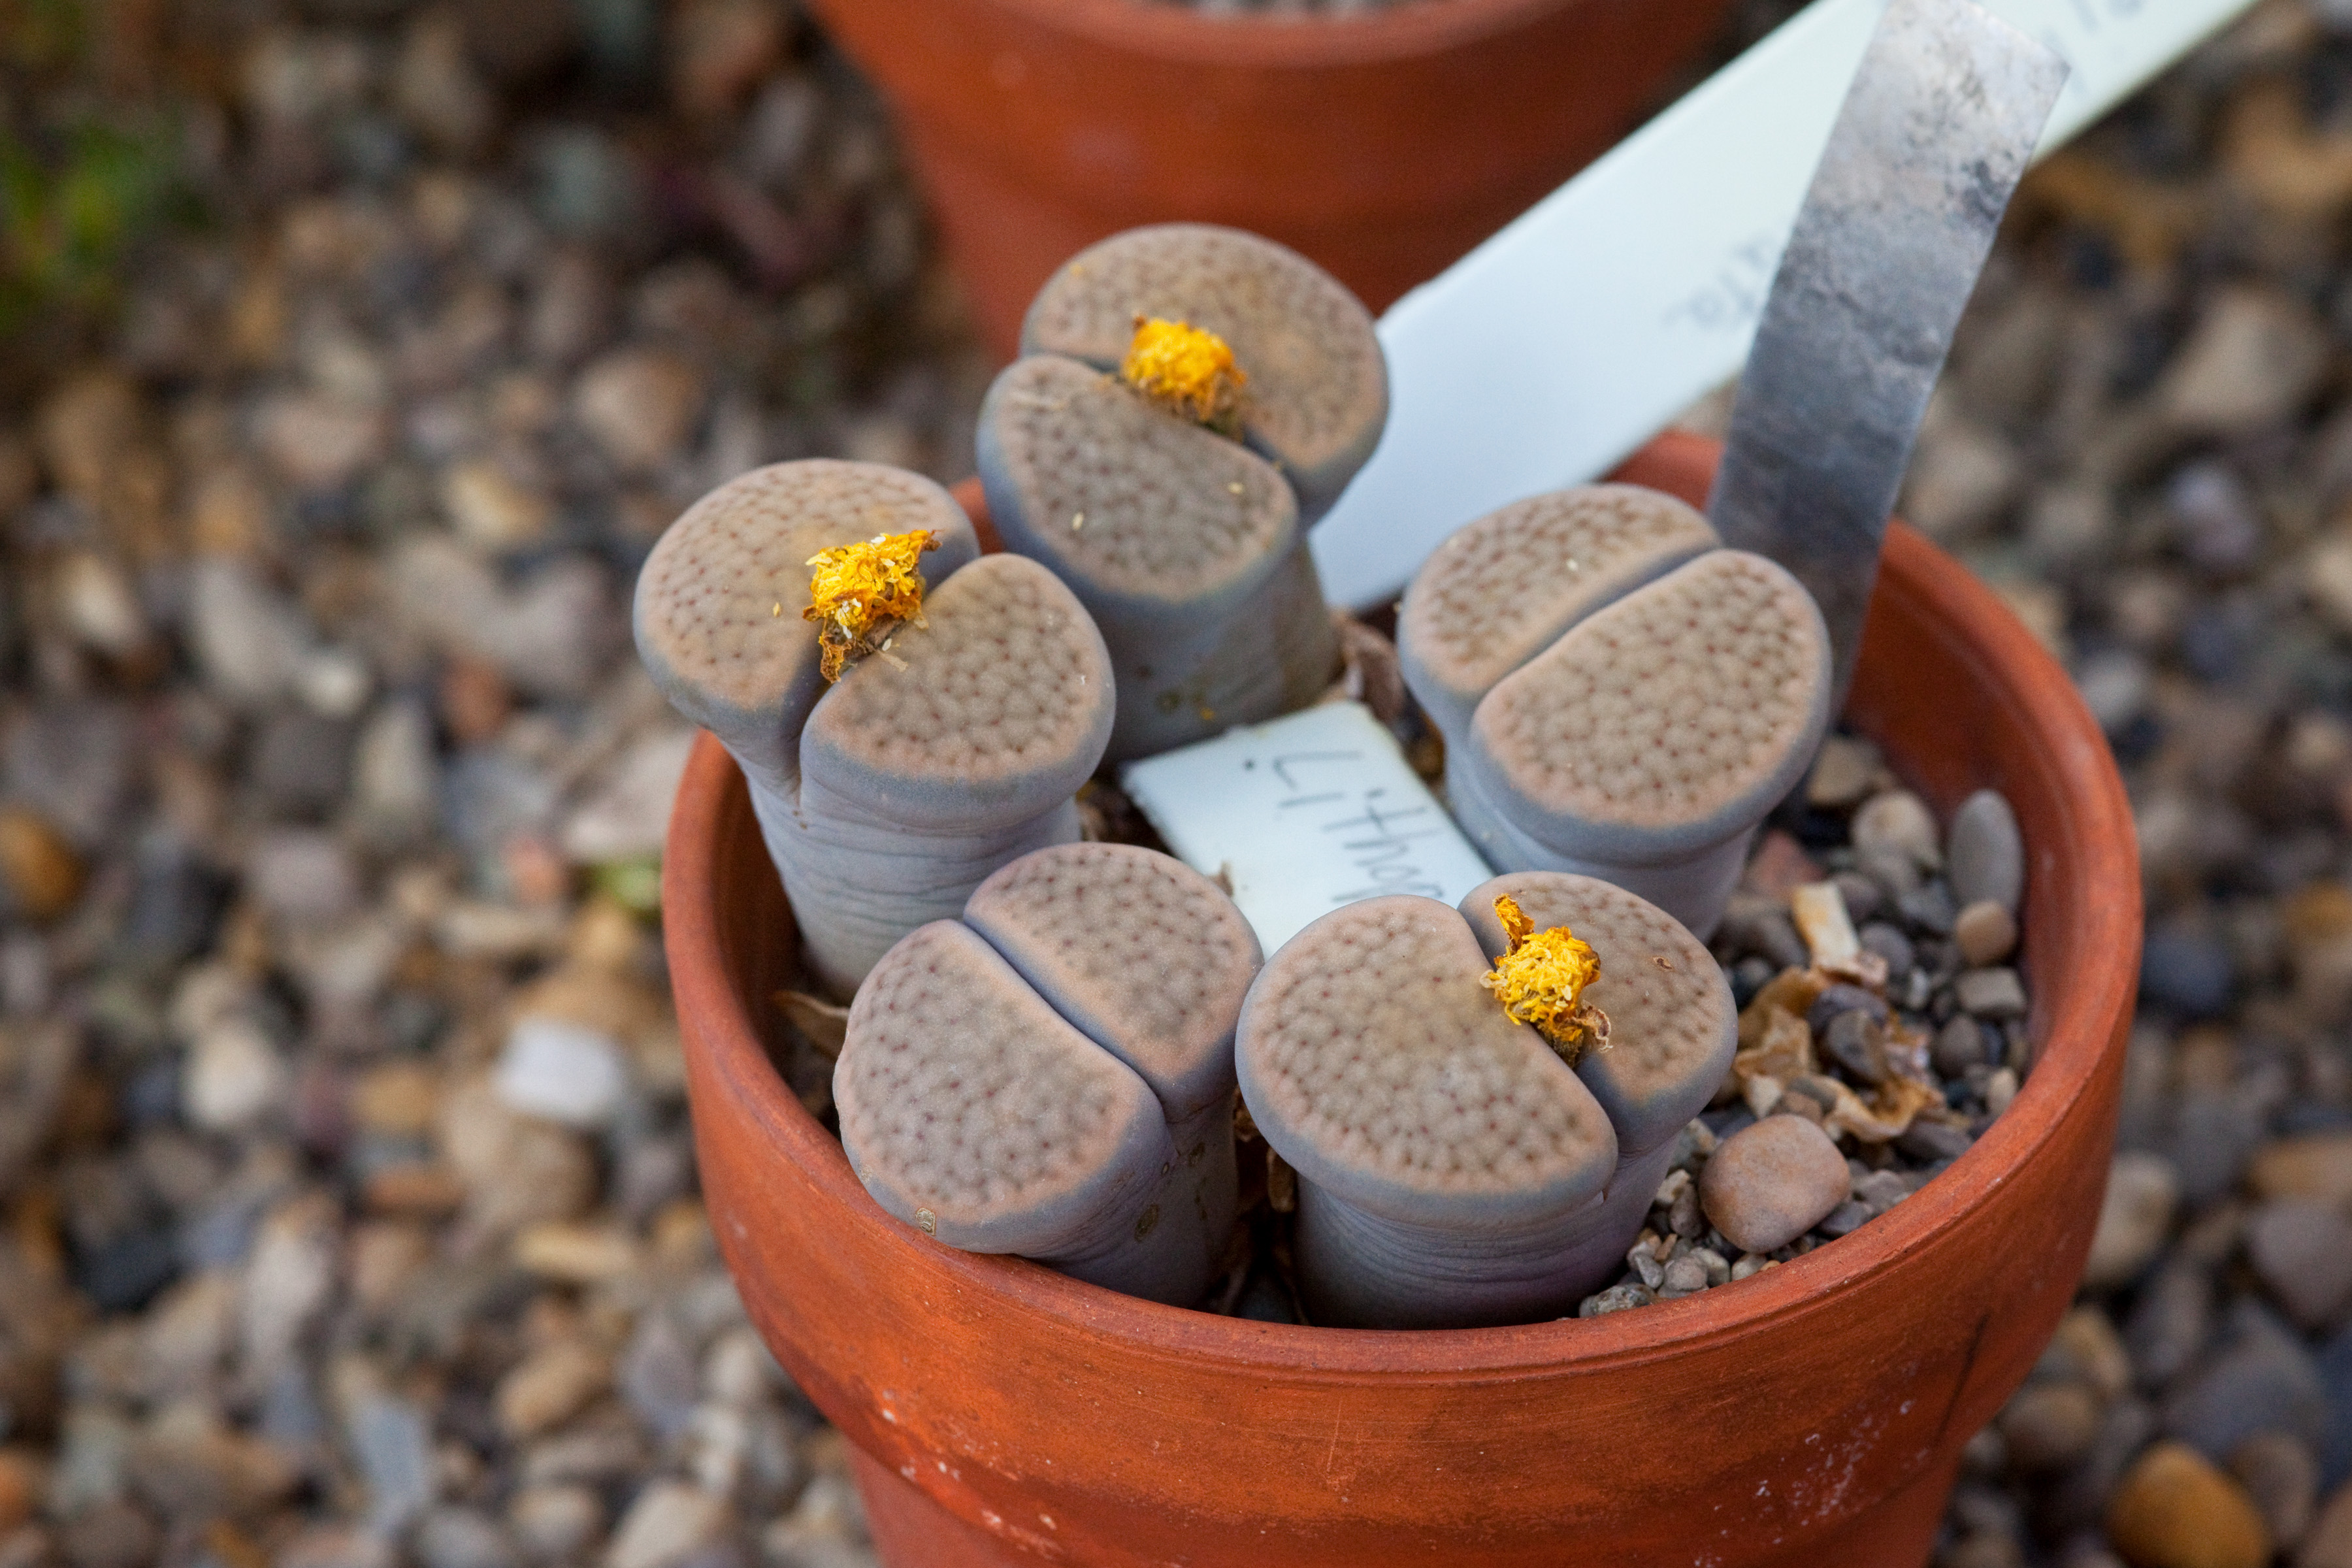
802, 0, 1735, 357
666, 430, 2140, 1567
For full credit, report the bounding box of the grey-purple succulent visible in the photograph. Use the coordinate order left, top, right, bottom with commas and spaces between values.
977, 224, 1387, 761
1233, 872, 1733, 1328
633, 459, 1115, 996
836, 843, 1260, 1305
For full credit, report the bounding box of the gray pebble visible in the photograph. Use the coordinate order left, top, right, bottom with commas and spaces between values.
2082, 1152, 2179, 1290
1897, 1118, 1975, 1163
1899, 880, 1959, 934
1699, 1115, 1852, 1254
1806, 983, 1889, 1036
1852, 1169, 1914, 1215
417, 1510, 522, 1568
1577, 1282, 1655, 1317
2162, 1302, 2328, 1458
1821, 1009, 1889, 1085
1957, 968, 2029, 1020
1949, 789, 2025, 915
1658, 1256, 1710, 1297
1858, 843, 1925, 900
1816, 1199, 1870, 1237
2246, 1199, 2352, 1330
1934, 1015, 1993, 1077
1831, 870, 1885, 923
1859, 921, 1916, 973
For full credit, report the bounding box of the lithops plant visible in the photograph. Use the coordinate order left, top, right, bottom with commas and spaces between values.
1401, 493, 1831, 938
835, 843, 1260, 1305
1458, 870, 1737, 1256
1233, 872, 1733, 1329
634, 459, 1115, 997
1398, 485, 1719, 748
977, 223, 1388, 760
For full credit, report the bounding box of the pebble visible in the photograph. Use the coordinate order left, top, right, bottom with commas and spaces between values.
2251, 1134, 2352, 1208
604, 1480, 729, 1568
510, 1484, 606, 1560
1697, 1116, 1852, 1254
346, 1393, 438, 1535
252, 393, 389, 493
2106, 1442, 2271, 1568
418, 1509, 523, 1568
2227, 1431, 2317, 1550
2084, 1153, 2181, 1290
1852, 789, 1942, 870
1957, 968, 2030, 1021
440, 1077, 596, 1233
2155, 286, 2328, 439
1948, 789, 2025, 915
0, 809, 84, 924
495, 1017, 630, 1129
1935, 1015, 1994, 1077
498, 1341, 612, 1439
442, 461, 555, 553
1955, 900, 2019, 967
2000, 1382, 2103, 1472
2248, 1200, 2352, 1330
182, 1018, 289, 1133
2164, 1307, 2329, 1458
2304, 1482, 2352, 1568
572, 350, 705, 474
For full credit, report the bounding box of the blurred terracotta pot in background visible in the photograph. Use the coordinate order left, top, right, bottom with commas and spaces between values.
664, 432, 2141, 1567
800, 0, 1736, 356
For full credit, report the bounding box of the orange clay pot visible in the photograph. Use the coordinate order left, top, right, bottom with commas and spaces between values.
800, 0, 1734, 357
665, 430, 2140, 1567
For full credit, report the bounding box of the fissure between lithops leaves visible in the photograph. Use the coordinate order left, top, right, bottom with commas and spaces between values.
1482, 894, 1612, 1066
803, 529, 939, 683
1120, 317, 1248, 436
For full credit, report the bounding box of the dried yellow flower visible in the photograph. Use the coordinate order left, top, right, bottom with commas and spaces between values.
1120, 317, 1247, 434
1481, 894, 1611, 1064
803, 529, 939, 683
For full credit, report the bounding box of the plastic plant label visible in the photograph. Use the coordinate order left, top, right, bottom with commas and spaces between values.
1118, 701, 1493, 957
1309, 0, 2259, 612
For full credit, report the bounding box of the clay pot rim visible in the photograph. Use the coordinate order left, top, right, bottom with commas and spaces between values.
664, 433, 2138, 1376
966, 0, 1596, 71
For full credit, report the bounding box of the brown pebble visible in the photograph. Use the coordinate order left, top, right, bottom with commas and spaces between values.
1697, 1115, 1851, 1254
2301, 1479, 2352, 1568
1954, 898, 2019, 966
363, 1162, 468, 1217
0, 808, 84, 923
2108, 1441, 2272, 1568
0, 1447, 38, 1533
440, 655, 513, 744
495, 1338, 611, 1438
2228, 1431, 2317, 1551
2251, 1133, 2352, 1209
1998, 1381, 2102, 1472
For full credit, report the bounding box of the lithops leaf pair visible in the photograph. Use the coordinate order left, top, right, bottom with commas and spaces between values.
1235, 872, 1735, 1329
977, 224, 1388, 761
1399, 485, 1831, 938
634, 460, 1115, 997
836, 843, 1261, 1306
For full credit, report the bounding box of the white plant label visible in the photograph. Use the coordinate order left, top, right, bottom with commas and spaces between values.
1119, 702, 1494, 956
1308, 0, 2259, 611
